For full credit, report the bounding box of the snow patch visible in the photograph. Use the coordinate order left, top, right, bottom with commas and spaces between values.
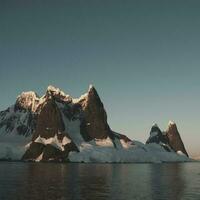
34, 134, 71, 151
58, 104, 84, 147
168, 120, 176, 126
95, 137, 114, 147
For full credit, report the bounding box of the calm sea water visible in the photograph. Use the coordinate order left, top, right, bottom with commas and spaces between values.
0, 162, 200, 200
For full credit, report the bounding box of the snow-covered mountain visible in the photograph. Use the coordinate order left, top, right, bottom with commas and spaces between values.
0, 85, 190, 162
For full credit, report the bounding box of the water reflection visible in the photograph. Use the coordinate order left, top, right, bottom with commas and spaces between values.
149, 164, 185, 200
0, 162, 200, 200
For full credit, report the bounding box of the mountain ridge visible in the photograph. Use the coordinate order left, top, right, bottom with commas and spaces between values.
0, 85, 190, 163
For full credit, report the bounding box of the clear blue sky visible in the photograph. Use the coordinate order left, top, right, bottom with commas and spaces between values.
0, 0, 200, 156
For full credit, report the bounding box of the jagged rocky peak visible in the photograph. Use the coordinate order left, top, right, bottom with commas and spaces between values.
23, 84, 112, 161
150, 123, 162, 135
166, 120, 188, 156
45, 85, 72, 103
146, 123, 169, 145
168, 120, 176, 126
78, 84, 112, 140
15, 91, 40, 112
72, 84, 95, 105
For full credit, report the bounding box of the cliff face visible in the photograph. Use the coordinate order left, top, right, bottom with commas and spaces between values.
79, 86, 111, 140
166, 121, 188, 156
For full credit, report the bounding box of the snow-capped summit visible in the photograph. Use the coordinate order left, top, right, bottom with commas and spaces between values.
0, 85, 190, 162
46, 85, 72, 103
88, 84, 94, 91
16, 91, 39, 112
152, 123, 158, 128
146, 123, 169, 149
168, 120, 176, 126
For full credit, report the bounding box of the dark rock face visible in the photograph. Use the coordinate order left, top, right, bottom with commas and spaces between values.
22, 91, 79, 162
22, 142, 45, 160
146, 124, 172, 152
79, 86, 111, 140
42, 144, 63, 161
146, 124, 169, 145
166, 122, 188, 156
32, 98, 65, 141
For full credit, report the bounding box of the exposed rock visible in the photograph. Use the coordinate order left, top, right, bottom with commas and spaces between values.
32, 98, 65, 140
0, 85, 190, 162
42, 144, 64, 161
79, 85, 111, 140
22, 142, 45, 161
146, 124, 171, 152
23, 93, 79, 161
146, 124, 169, 145
15, 91, 39, 112
166, 121, 188, 156
46, 85, 72, 103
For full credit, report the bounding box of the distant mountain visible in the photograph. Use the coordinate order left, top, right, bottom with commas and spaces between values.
146, 122, 188, 156
0, 85, 190, 163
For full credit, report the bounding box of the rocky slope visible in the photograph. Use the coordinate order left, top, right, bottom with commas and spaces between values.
0, 85, 190, 162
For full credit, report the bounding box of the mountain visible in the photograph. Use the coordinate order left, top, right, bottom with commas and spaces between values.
146, 122, 188, 156
0, 85, 190, 162
146, 124, 171, 152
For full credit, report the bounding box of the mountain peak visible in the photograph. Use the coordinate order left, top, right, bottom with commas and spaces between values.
88, 84, 98, 95
88, 84, 94, 91
15, 91, 39, 111
46, 85, 65, 95
46, 85, 72, 102
168, 120, 176, 126
166, 122, 188, 156
152, 123, 158, 128
47, 85, 58, 92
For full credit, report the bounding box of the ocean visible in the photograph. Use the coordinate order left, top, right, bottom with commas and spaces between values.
0, 162, 200, 200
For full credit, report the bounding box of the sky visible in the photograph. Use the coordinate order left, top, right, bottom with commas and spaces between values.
0, 0, 200, 157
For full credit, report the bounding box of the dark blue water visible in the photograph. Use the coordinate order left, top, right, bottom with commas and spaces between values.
0, 162, 200, 200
